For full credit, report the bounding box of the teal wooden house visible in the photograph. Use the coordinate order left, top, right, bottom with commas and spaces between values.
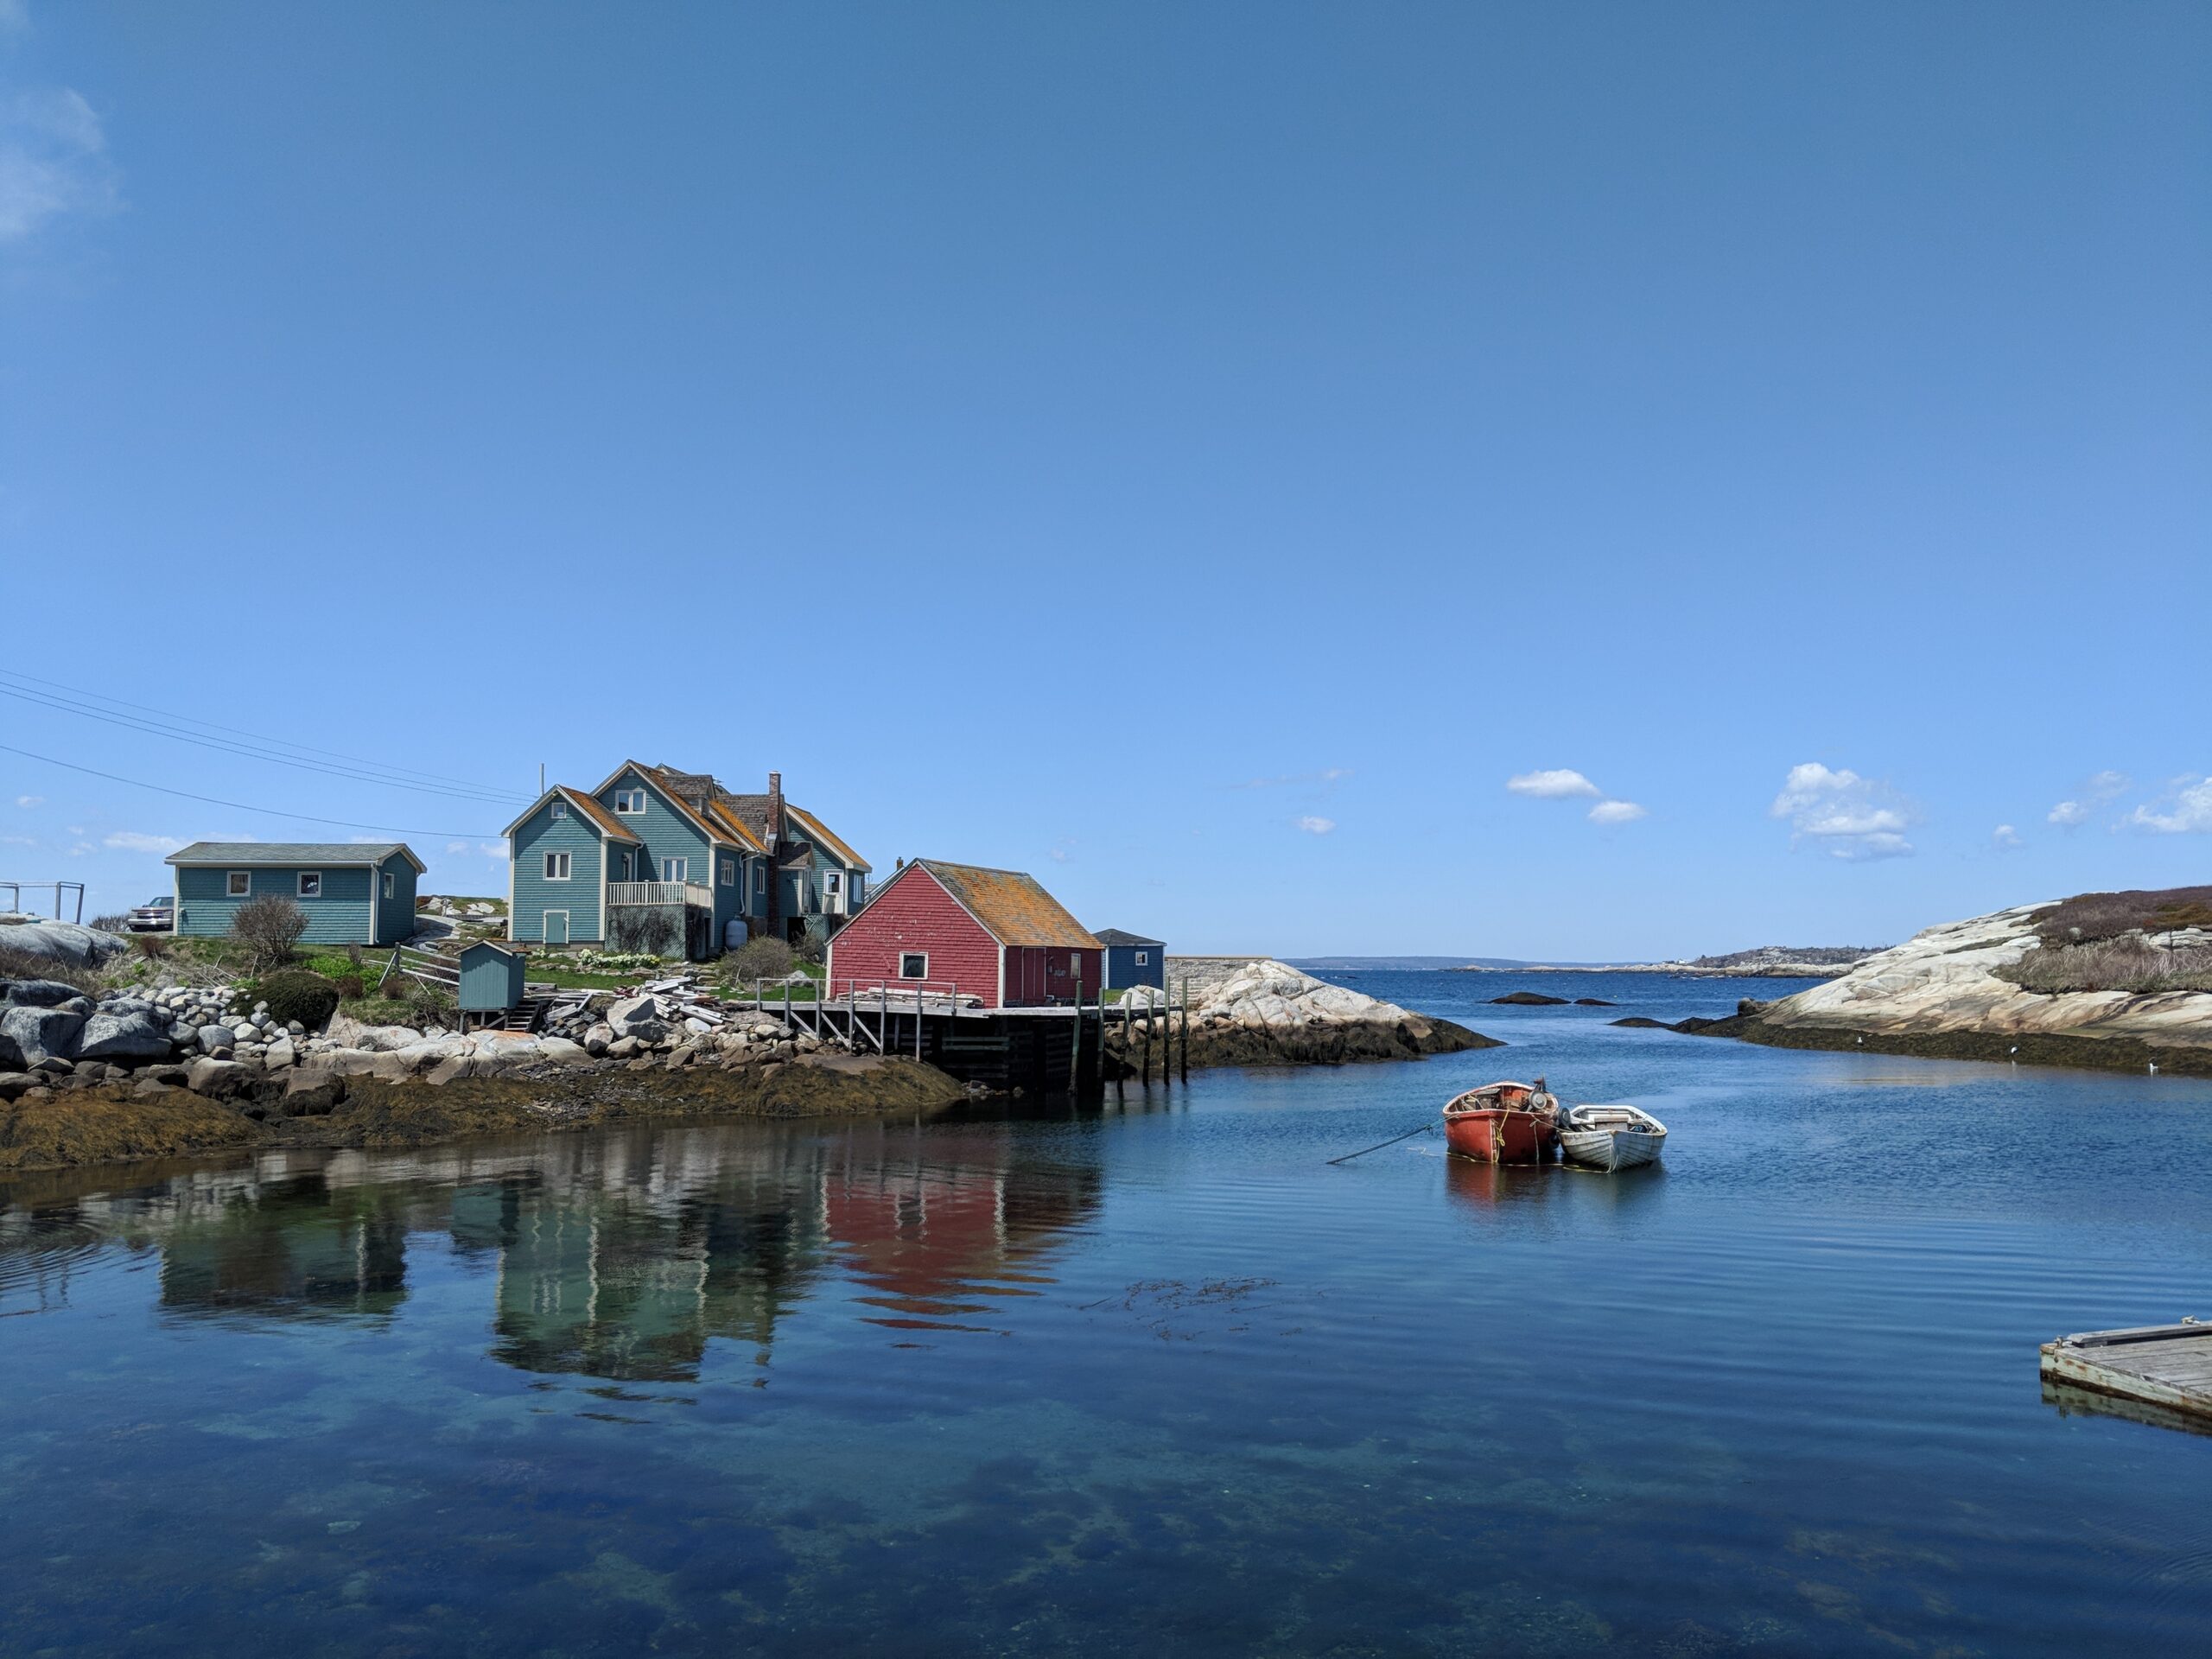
505, 762, 869, 959
458, 940, 528, 1014
165, 842, 423, 945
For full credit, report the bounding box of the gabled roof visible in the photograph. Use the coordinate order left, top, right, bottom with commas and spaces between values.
167, 842, 428, 873
703, 798, 768, 855
589, 760, 741, 849
500, 785, 642, 842
1094, 928, 1165, 948
720, 792, 870, 872
785, 804, 870, 872
909, 860, 1102, 950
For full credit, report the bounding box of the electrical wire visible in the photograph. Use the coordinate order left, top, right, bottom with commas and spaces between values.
0, 742, 506, 841
0, 668, 528, 801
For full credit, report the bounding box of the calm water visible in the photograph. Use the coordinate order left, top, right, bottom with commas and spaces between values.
3, 969, 2209, 1656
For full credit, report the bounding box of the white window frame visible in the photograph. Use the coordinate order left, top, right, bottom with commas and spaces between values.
296, 872, 322, 899
382, 871, 396, 899
550, 798, 569, 820
1135, 950, 1148, 966
226, 871, 251, 898
661, 856, 688, 884
543, 851, 572, 881
720, 858, 735, 887
823, 871, 842, 897
753, 863, 765, 893
899, 951, 928, 980
613, 787, 646, 815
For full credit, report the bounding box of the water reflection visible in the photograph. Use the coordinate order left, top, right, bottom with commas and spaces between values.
0, 1119, 1103, 1382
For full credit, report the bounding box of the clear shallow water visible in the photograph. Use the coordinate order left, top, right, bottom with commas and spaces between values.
3, 969, 2209, 1656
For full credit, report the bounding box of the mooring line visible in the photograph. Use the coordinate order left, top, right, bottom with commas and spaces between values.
1326, 1121, 1438, 1165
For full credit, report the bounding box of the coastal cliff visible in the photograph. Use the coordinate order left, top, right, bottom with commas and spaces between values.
1713, 894, 2212, 1075
1110, 958, 1497, 1071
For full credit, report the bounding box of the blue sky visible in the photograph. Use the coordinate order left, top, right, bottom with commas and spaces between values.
2, 2, 2206, 958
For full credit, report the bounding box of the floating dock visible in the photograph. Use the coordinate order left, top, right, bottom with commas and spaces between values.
2039, 1322, 2212, 1428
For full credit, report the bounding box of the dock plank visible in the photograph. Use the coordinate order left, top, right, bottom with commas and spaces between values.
2040, 1323, 2212, 1424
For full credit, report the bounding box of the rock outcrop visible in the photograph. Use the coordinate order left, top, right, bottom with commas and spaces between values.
1118, 959, 1497, 1072
1715, 902, 2212, 1074
0, 917, 131, 969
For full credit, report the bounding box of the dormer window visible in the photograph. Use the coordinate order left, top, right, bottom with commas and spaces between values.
550, 799, 569, 820
613, 787, 646, 815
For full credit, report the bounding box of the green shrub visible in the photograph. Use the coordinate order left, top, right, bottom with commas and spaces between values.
259, 969, 343, 1030
727, 935, 794, 982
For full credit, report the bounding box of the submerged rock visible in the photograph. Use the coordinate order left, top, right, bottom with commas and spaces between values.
1491, 991, 1568, 1007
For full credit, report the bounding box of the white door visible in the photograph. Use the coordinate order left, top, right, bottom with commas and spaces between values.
544, 910, 569, 945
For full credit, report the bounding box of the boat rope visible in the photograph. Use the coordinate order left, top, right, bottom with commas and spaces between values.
1326, 1121, 1438, 1165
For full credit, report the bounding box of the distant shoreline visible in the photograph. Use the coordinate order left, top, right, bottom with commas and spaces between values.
1449, 962, 1854, 980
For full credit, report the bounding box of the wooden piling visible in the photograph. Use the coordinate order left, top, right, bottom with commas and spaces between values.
1179, 978, 1190, 1082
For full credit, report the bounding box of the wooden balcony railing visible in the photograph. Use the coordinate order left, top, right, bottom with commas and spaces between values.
607, 881, 712, 907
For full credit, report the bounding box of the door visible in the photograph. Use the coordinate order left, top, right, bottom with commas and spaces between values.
543, 910, 569, 945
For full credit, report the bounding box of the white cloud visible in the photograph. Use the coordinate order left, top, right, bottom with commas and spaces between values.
15, 795, 42, 808
1830, 832, 1914, 862
0, 833, 35, 846
1993, 824, 2023, 849
1506, 769, 1600, 799
2125, 776, 2212, 835
1230, 767, 1353, 791
1294, 816, 1336, 836
103, 830, 181, 854
2048, 772, 2130, 829
0, 86, 120, 244
1770, 763, 1916, 860
479, 842, 506, 860
445, 840, 472, 856
1588, 799, 1647, 825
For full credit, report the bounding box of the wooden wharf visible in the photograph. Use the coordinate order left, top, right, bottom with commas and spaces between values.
2039, 1322, 2212, 1429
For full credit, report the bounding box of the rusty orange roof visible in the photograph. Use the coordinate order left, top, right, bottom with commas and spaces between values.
559, 787, 641, 843
705, 798, 768, 855
785, 804, 869, 871
916, 861, 1102, 950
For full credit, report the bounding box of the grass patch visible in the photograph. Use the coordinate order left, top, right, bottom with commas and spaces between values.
2031, 886, 2212, 946
1996, 934, 2212, 996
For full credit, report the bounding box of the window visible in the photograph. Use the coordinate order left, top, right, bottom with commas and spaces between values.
851, 875, 864, 906
550, 798, 569, 820
613, 787, 646, 814
660, 857, 688, 884
226, 871, 251, 898
543, 852, 571, 880
617, 852, 631, 880
382, 871, 396, 899
1135, 950, 1149, 966
720, 858, 735, 887
899, 952, 928, 980
753, 864, 765, 893
296, 872, 322, 899
823, 871, 842, 897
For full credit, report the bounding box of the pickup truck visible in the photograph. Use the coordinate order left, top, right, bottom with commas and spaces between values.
127, 896, 175, 931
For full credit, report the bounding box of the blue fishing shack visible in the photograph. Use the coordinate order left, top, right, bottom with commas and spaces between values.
1096, 929, 1166, 992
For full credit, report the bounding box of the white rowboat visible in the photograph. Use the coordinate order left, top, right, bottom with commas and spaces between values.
1558, 1103, 1667, 1172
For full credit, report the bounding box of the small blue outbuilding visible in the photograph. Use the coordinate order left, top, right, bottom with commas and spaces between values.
1096, 928, 1166, 992
166, 842, 423, 946
457, 939, 528, 1015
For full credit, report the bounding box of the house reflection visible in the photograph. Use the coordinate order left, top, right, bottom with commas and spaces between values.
4, 1116, 1103, 1381
157, 1176, 411, 1320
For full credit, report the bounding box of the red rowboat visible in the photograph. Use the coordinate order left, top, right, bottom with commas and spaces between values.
1443, 1079, 1561, 1165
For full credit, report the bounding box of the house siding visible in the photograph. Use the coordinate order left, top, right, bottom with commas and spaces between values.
597, 768, 715, 893
511, 800, 607, 945
1105, 944, 1165, 991
458, 944, 526, 1012
826, 868, 1004, 1007
175, 864, 378, 945
373, 854, 419, 946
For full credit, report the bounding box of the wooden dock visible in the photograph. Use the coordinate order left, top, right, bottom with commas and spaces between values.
2039, 1322, 2212, 1427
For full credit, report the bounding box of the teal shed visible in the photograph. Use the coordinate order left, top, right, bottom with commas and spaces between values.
165, 842, 423, 945
457, 940, 528, 1014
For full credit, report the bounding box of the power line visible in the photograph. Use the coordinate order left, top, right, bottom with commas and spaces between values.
0, 668, 529, 800
0, 742, 508, 842
0, 684, 529, 806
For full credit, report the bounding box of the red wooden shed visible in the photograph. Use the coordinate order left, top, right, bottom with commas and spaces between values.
825, 859, 1104, 1009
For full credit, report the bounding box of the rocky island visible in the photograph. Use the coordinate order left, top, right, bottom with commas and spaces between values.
1694, 887, 2212, 1075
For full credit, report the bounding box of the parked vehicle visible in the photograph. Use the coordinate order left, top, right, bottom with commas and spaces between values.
1442, 1079, 1560, 1165
1558, 1103, 1668, 1172
126, 895, 174, 932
